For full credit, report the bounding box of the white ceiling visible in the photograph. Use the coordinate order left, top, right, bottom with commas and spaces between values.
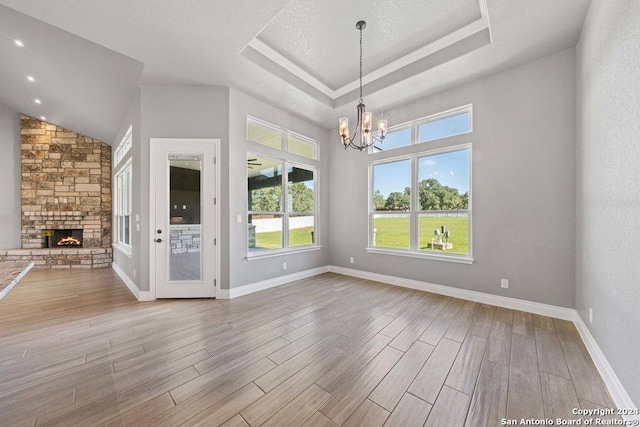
0, 0, 591, 143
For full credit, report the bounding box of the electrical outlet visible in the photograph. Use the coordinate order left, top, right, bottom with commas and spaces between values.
350, 257, 355, 264
589, 308, 593, 324
501, 279, 509, 289
236, 214, 242, 223
282, 262, 287, 270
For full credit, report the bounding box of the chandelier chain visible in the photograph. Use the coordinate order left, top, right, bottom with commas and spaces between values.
359, 25, 363, 103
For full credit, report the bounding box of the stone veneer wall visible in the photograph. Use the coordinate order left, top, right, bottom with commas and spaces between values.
17, 115, 112, 268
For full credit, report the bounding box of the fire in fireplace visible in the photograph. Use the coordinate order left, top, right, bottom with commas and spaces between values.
47, 229, 84, 248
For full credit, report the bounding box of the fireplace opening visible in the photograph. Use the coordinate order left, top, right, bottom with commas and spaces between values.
45, 229, 84, 248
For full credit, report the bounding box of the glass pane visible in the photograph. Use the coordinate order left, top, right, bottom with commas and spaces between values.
248, 121, 282, 150
249, 214, 283, 251
373, 214, 410, 249
288, 137, 315, 159
419, 213, 469, 255
248, 156, 282, 213
169, 156, 202, 281
418, 150, 469, 211
372, 159, 411, 211
287, 166, 314, 213
418, 111, 470, 143
375, 127, 411, 152
289, 214, 314, 246
124, 216, 130, 245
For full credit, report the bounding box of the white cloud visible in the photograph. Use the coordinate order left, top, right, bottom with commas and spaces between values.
421, 159, 436, 167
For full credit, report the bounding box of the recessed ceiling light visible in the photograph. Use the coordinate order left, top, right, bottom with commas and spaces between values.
27, 76, 35, 82
35, 99, 42, 104
14, 39, 24, 47
40, 116, 47, 121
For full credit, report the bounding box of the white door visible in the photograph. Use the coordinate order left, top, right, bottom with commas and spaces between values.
151, 138, 218, 298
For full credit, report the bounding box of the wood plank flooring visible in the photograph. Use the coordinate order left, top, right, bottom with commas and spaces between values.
0, 269, 619, 426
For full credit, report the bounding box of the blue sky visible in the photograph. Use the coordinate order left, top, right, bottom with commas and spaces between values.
373, 112, 470, 197
373, 149, 469, 197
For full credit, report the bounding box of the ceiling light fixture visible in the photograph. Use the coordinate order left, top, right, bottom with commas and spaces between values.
339, 20, 387, 151
40, 116, 46, 121
34, 99, 42, 104
27, 76, 35, 82
14, 39, 24, 47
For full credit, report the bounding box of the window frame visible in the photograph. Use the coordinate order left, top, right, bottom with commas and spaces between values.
247, 116, 318, 160
113, 157, 133, 256
371, 105, 472, 154
367, 106, 473, 264
246, 118, 320, 260
114, 125, 132, 166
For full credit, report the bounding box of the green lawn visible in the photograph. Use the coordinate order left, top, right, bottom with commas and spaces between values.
373, 215, 469, 254
254, 216, 468, 254
255, 226, 314, 249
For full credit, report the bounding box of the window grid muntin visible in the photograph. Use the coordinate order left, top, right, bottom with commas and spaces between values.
114, 158, 132, 248
369, 141, 472, 258
247, 152, 318, 253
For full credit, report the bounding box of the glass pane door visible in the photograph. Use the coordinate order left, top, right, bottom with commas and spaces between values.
168, 155, 202, 281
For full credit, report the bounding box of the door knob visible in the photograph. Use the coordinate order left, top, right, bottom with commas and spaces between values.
154, 238, 163, 243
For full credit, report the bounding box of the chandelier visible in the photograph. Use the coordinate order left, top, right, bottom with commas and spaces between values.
339, 20, 388, 151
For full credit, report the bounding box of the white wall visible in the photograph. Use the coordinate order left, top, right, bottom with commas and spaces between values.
228, 88, 330, 288
0, 103, 21, 249
576, 0, 640, 406
126, 86, 230, 292
329, 49, 577, 308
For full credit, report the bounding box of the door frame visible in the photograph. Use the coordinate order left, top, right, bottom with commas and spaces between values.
149, 138, 221, 299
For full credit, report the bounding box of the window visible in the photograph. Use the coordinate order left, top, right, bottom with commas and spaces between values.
247, 119, 319, 257
247, 117, 317, 160
369, 106, 472, 263
114, 125, 132, 166
374, 106, 471, 153
114, 158, 132, 251
113, 126, 133, 255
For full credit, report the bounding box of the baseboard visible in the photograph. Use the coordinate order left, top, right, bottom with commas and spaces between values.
112, 263, 154, 302
573, 314, 639, 421
0, 261, 34, 301
328, 265, 575, 320
222, 266, 330, 299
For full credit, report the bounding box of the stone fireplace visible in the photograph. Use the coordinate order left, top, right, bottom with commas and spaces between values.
0, 115, 113, 268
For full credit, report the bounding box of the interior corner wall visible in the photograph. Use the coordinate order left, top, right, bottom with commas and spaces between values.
136, 86, 230, 292
112, 89, 141, 284
576, 0, 640, 406
0, 103, 21, 249
228, 88, 330, 289
328, 48, 577, 308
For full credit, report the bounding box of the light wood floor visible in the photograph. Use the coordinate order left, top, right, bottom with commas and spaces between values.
0, 269, 619, 427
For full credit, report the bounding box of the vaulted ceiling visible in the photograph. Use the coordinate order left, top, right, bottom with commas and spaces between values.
0, 0, 591, 143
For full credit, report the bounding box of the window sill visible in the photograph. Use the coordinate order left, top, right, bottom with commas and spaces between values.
366, 247, 474, 264
112, 242, 132, 258
246, 245, 322, 261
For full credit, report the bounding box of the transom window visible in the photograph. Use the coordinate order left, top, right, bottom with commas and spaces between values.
368, 106, 473, 263
248, 117, 317, 160
114, 125, 132, 166
373, 106, 471, 152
